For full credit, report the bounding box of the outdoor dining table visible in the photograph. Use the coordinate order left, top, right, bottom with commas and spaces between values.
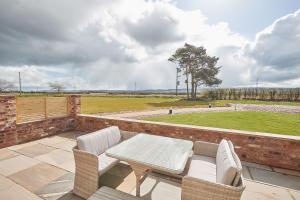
105, 133, 193, 197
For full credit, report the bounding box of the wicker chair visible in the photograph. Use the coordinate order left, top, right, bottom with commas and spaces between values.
88, 186, 143, 200
73, 127, 136, 199
181, 140, 245, 200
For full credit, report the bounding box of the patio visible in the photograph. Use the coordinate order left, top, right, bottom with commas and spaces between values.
0, 131, 299, 200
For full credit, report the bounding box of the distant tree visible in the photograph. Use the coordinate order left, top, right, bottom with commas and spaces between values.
49, 82, 65, 93
169, 44, 193, 99
169, 43, 222, 100
0, 79, 16, 92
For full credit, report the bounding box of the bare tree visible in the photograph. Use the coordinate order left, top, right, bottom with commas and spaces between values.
49, 82, 65, 93
0, 79, 16, 92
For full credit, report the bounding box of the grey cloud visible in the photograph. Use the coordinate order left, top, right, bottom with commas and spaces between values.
257, 67, 300, 82
0, 0, 136, 66
124, 7, 185, 47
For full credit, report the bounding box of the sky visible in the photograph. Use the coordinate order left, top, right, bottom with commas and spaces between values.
0, 0, 300, 90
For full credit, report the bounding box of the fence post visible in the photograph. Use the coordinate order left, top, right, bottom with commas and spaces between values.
16, 97, 19, 123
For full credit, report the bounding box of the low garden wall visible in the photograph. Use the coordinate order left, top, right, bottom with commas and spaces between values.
16, 116, 75, 144
0, 95, 80, 148
76, 114, 300, 171
1, 94, 300, 171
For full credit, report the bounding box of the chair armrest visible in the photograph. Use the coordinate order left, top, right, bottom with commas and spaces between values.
193, 141, 219, 157
73, 147, 98, 174
182, 176, 245, 200
73, 147, 99, 199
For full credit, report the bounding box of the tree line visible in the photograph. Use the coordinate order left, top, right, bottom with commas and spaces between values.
0, 78, 65, 93
206, 88, 300, 101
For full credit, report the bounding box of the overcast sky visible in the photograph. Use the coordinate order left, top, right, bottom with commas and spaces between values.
0, 0, 300, 90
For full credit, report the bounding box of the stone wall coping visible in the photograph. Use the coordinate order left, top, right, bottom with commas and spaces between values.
16, 116, 73, 125
78, 114, 300, 141
0, 95, 15, 97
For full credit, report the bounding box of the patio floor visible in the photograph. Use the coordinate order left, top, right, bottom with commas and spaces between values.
0, 131, 299, 200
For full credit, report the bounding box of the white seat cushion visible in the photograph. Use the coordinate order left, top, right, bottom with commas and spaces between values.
98, 153, 119, 175
228, 140, 243, 186
77, 126, 121, 155
188, 155, 217, 183
77, 131, 109, 155
216, 139, 238, 185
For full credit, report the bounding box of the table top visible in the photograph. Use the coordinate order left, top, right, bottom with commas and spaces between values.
106, 133, 193, 174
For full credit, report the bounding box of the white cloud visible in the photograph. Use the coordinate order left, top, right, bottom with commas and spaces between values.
0, 0, 299, 90
245, 9, 300, 85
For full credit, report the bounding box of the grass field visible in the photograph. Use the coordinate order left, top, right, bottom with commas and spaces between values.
81, 96, 300, 114
81, 96, 215, 114
144, 111, 300, 136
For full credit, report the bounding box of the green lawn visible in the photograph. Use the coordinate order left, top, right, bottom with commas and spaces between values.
81, 96, 300, 114
144, 111, 300, 136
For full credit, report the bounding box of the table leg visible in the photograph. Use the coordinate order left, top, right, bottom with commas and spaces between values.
128, 162, 150, 197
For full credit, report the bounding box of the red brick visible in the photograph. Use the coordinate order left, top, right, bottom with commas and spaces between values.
75, 115, 300, 172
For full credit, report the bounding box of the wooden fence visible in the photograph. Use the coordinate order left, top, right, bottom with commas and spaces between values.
16, 97, 69, 123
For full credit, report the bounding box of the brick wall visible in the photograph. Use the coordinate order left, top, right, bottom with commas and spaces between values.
16, 116, 75, 144
0, 95, 80, 148
68, 95, 81, 116
76, 115, 300, 171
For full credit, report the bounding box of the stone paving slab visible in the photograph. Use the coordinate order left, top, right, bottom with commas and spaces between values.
9, 162, 67, 193
248, 167, 300, 190
0, 174, 43, 200
38, 136, 72, 146
0, 155, 40, 176
241, 161, 273, 171
289, 189, 300, 199
36, 172, 83, 200
15, 143, 56, 157
58, 131, 86, 140
35, 149, 75, 173
273, 167, 300, 177
241, 179, 294, 200
130, 175, 181, 200
8, 140, 39, 151
47, 140, 76, 152
0, 148, 19, 161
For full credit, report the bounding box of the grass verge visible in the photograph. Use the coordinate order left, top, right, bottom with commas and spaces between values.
143, 111, 300, 136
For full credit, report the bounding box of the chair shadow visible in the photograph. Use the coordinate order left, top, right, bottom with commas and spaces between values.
139, 173, 182, 200
56, 192, 84, 200
100, 162, 133, 189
